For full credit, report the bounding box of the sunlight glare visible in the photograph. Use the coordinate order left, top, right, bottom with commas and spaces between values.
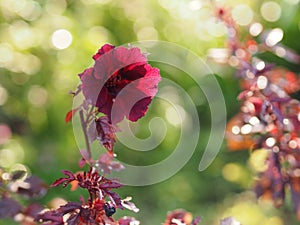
51, 29, 73, 49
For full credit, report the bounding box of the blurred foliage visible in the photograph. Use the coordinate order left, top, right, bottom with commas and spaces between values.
0, 0, 300, 224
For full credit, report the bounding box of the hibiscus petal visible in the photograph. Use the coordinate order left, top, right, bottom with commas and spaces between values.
129, 97, 152, 122
93, 44, 115, 60
122, 63, 147, 81
97, 89, 115, 119
96, 87, 109, 109
94, 46, 147, 81
116, 46, 147, 67
80, 68, 103, 105
111, 67, 160, 123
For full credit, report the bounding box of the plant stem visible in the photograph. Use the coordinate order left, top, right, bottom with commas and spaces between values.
79, 109, 92, 160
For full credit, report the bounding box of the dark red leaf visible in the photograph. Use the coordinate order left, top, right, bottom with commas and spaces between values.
290, 176, 300, 220
95, 116, 117, 152
99, 181, 123, 189
254, 152, 285, 207
0, 195, 22, 219
17, 176, 47, 198
24, 203, 44, 219
105, 190, 123, 209
36, 202, 82, 224
35, 211, 64, 224
51, 170, 76, 188
192, 217, 201, 225
51, 177, 71, 188
65, 109, 78, 123
66, 213, 80, 225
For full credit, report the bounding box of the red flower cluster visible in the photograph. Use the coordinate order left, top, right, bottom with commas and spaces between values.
79, 44, 161, 124
218, 7, 300, 219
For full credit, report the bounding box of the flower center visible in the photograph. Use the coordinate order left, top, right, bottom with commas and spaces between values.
105, 73, 121, 88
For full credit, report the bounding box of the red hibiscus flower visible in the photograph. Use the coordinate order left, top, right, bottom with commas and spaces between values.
80, 44, 161, 124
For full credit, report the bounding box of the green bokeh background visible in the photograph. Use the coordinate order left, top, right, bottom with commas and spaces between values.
0, 0, 300, 224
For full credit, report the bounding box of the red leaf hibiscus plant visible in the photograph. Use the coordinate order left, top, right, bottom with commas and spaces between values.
36, 44, 162, 224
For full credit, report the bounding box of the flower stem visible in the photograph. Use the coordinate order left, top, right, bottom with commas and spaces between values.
79, 109, 92, 160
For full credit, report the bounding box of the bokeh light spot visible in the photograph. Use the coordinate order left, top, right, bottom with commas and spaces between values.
222, 163, 243, 182
249, 23, 263, 36
0, 149, 15, 168
231, 125, 240, 135
232, 4, 253, 26
283, 0, 300, 5
0, 140, 24, 168
241, 124, 252, 134
255, 61, 265, 71
289, 140, 298, 149
51, 29, 73, 50
266, 28, 284, 47
266, 137, 276, 147
87, 26, 111, 46
275, 46, 286, 57
27, 85, 48, 107
0, 0, 26, 15
261, 2, 282, 22
249, 149, 269, 172
0, 86, 8, 106
188, 0, 202, 11
18, 0, 42, 21
137, 26, 158, 40
9, 20, 36, 50
0, 44, 14, 66
257, 76, 268, 89
207, 48, 230, 64
22, 54, 41, 75
206, 19, 226, 37
45, 0, 67, 15
249, 117, 260, 126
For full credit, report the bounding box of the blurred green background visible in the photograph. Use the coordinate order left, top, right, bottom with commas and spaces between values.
0, 0, 300, 224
